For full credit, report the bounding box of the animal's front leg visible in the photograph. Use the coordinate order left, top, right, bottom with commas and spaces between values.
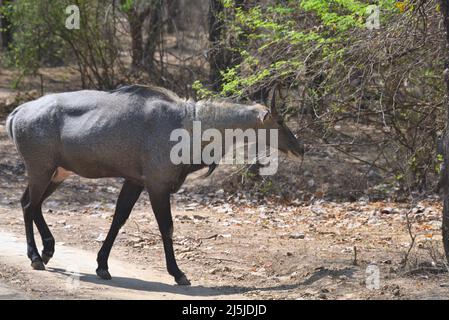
149, 190, 190, 285
96, 180, 143, 279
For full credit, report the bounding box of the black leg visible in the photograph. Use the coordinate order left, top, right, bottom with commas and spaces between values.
21, 187, 42, 269
34, 182, 61, 264
96, 180, 143, 280
149, 191, 190, 285
21, 170, 54, 270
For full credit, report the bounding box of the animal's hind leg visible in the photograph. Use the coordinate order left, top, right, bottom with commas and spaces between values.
20, 187, 40, 268
22, 181, 61, 266
21, 169, 55, 270
35, 182, 62, 264
96, 180, 143, 280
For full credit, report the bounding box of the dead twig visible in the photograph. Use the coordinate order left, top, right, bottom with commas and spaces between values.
201, 256, 242, 264
401, 207, 416, 268
352, 246, 358, 266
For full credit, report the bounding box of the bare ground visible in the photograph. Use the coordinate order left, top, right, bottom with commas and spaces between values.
0, 118, 449, 300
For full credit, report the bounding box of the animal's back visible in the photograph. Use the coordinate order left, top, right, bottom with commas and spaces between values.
10, 90, 134, 148
9, 85, 183, 138
8, 86, 187, 180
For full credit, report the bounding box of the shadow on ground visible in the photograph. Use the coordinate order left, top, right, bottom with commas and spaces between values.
47, 266, 356, 297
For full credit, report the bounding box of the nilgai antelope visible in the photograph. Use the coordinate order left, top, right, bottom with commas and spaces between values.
6, 85, 304, 285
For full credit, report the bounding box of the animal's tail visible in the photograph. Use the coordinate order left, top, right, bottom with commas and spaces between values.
5, 106, 20, 142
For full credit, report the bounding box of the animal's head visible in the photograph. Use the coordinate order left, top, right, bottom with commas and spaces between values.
257, 91, 305, 158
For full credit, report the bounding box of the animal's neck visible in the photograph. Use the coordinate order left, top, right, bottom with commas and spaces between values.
186, 100, 263, 132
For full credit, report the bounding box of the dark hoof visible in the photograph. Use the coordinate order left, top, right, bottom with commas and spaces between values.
175, 274, 191, 286
31, 260, 45, 270
96, 269, 112, 280
41, 252, 52, 265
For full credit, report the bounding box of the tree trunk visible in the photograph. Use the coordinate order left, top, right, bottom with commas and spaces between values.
129, 14, 145, 70
231, 0, 246, 66
208, 0, 257, 94
439, 0, 449, 265
208, 0, 226, 91
0, 0, 12, 50
144, 0, 163, 77
166, 0, 182, 34
121, 0, 152, 72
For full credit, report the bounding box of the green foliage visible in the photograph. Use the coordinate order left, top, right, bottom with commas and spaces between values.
192, 80, 215, 99
194, 0, 399, 98
119, 0, 135, 13
0, 0, 67, 80
194, 0, 445, 194
2, 0, 124, 89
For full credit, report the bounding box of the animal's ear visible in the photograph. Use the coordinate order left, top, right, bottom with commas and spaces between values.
258, 110, 270, 123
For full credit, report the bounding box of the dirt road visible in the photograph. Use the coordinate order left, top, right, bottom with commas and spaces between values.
0, 230, 247, 300
0, 282, 28, 299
